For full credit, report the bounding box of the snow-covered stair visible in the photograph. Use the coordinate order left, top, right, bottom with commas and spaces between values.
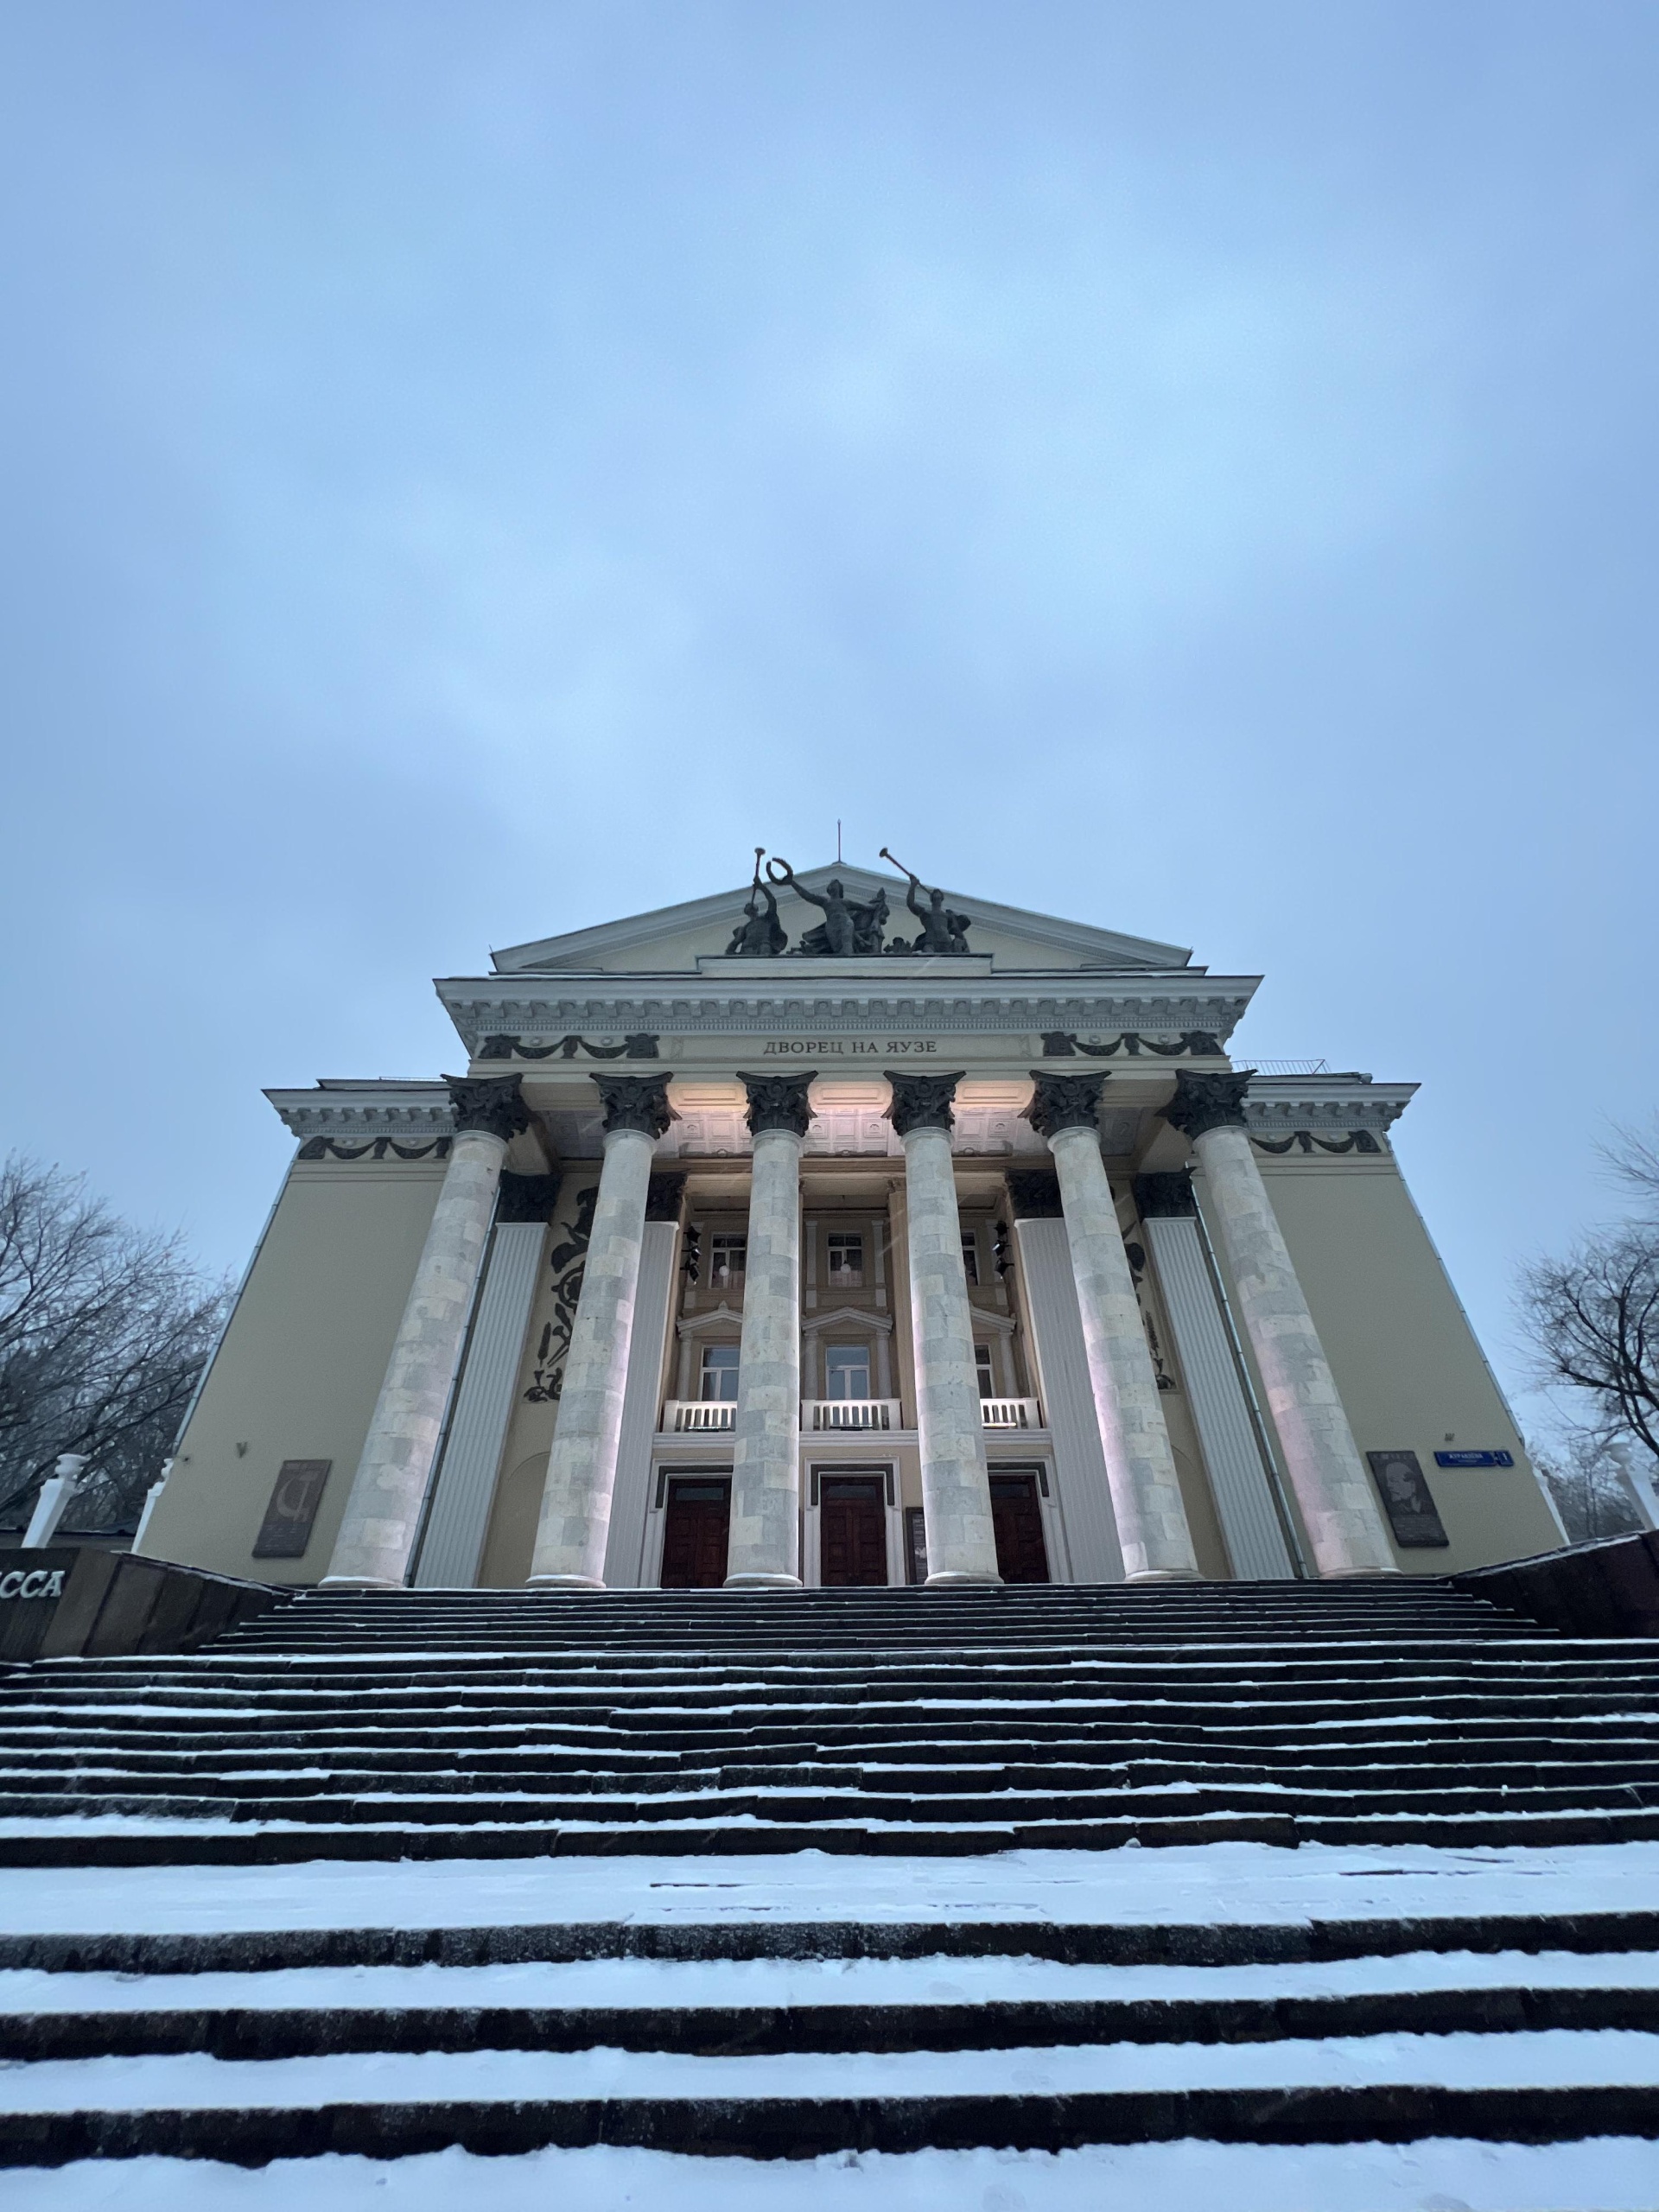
3, 1845, 1659, 2169
2, 1583, 1658, 1863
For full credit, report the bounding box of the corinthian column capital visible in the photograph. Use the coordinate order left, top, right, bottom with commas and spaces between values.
593, 1072, 677, 1140
884, 1070, 965, 1137
1024, 1070, 1109, 1141
444, 1073, 531, 1144
1161, 1069, 1254, 1143
737, 1071, 817, 1138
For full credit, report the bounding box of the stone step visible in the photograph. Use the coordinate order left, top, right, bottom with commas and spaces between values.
11, 1754, 1659, 1802
13, 1716, 1659, 1770
11, 1973, 1659, 2064
6, 1735, 1659, 1768
3, 2040, 1656, 2164
18, 1637, 1633, 1681
10, 1660, 1658, 1697
11, 1908, 1659, 1975
9, 1808, 1659, 1868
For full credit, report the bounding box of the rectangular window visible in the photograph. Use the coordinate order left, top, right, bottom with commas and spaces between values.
824, 1343, 872, 1400
976, 1344, 996, 1400
826, 1231, 864, 1288
709, 1234, 746, 1289
700, 1344, 741, 1401
961, 1231, 980, 1285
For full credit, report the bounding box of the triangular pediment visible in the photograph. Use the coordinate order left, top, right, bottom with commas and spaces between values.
490, 864, 1192, 976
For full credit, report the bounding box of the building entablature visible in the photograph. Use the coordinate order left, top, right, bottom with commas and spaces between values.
434, 972, 1262, 1059
265, 1066, 1418, 1168
266, 1082, 455, 1143
1241, 1074, 1418, 1139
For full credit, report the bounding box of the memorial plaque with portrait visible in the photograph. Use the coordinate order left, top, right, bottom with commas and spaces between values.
1365, 1449, 1449, 1548
252, 1460, 333, 1560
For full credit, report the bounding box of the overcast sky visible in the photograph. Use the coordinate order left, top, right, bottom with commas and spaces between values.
3, 3, 1655, 1435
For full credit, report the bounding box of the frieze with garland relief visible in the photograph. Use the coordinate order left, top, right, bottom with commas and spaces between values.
1041, 1031, 1224, 1058
478, 1033, 660, 1061
1252, 1129, 1382, 1156
296, 1135, 454, 1163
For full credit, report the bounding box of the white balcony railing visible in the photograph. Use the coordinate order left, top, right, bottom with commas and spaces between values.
664, 1395, 1042, 1434
980, 1396, 1043, 1428
662, 1400, 736, 1433
804, 1398, 903, 1432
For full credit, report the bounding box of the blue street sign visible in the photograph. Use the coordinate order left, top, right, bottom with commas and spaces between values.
1433, 1450, 1515, 1469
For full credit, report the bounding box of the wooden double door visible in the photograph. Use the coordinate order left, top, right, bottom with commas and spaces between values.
819, 1473, 889, 1586
659, 1477, 731, 1588
990, 1471, 1050, 1584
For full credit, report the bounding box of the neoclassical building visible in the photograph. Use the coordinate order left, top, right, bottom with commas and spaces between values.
143, 861, 1562, 1591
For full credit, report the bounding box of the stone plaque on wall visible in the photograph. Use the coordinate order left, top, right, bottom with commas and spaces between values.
1365, 1450, 1449, 1548
252, 1460, 333, 1560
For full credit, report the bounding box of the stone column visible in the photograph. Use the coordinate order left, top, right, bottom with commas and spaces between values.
887, 1071, 1000, 1586
1162, 1071, 1396, 1579
323, 1075, 529, 1588
1025, 1073, 1201, 1582
527, 1074, 676, 1589
603, 1177, 685, 1586
725, 1071, 814, 1588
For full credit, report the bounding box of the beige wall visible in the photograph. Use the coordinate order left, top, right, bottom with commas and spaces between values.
1198, 1150, 1559, 1575
140, 1156, 446, 1583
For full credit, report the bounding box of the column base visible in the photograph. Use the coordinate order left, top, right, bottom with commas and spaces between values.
317, 1575, 404, 1591
724, 1573, 804, 1589
924, 1571, 1003, 1587
1123, 1568, 1206, 1584
524, 1573, 607, 1591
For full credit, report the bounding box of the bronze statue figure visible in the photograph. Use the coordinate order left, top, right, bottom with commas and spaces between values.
879, 848, 973, 955
853, 887, 890, 954
766, 855, 887, 957
727, 849, 788, 957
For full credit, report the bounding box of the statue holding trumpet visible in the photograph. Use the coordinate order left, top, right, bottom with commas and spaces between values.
880, 848, 974, 956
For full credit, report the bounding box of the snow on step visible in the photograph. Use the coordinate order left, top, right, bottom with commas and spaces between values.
14, 2138, 1659, 2212
13, 1945, 1659, 2015
7, 2028, 1659, 2114
3, 1838, 1656, 1937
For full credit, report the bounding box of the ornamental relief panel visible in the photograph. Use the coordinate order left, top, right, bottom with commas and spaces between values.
518, 1180, 599, 1406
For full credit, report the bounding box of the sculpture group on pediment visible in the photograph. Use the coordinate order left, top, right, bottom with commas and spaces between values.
766, 855, 892, 957
725, 848, 974, 957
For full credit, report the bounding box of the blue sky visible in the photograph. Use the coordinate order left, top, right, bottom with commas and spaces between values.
3, 3, 1655, 1433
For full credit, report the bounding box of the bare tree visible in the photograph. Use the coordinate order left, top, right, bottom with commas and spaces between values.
0, 1157, 230, 1529
1530, 1423, 1648, 1545
1519, 1118, 1659, 1485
